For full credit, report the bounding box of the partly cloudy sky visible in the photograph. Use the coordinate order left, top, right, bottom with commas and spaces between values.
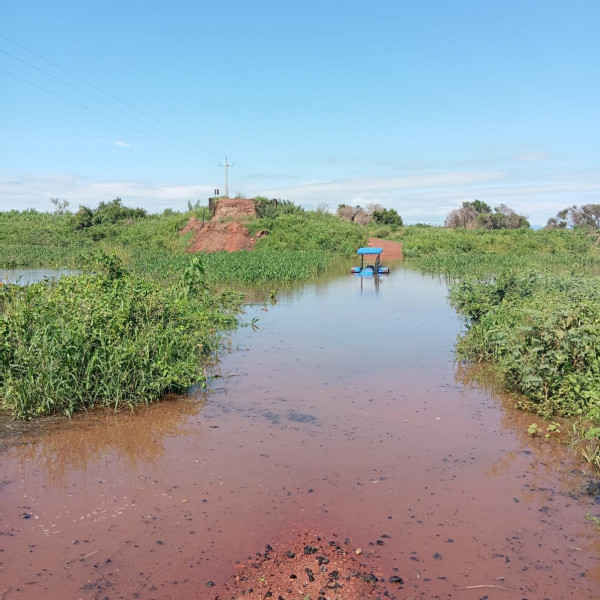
1, 1, 598, 227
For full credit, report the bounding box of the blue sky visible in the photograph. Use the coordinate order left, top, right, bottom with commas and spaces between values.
1, 0, 598, 225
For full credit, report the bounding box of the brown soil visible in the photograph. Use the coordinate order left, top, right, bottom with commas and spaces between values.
368, 237, 403, 260
214, 530, 400, 600
183, 199, 259, 253
186, 219, 257, 253
182, 202, 405, 256
214, 198, 257, 220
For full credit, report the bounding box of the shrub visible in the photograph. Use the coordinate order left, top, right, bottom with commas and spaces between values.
0, 256, 240, 418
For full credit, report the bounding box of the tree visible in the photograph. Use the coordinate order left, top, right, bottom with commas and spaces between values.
277, 199, 304, 215
545, 217, 567, 229
372, 207, 403, 227
445, 201, 480, 229
93, 198, 147, 225
491, 204, 530, 229
445, 200, 529, 230
73, 205, 94, 230
71, 199, 147, 230
51, 197, 70, 215
336, 204, 371, 224
254, 197, 278, 218
547, 204, 600, 229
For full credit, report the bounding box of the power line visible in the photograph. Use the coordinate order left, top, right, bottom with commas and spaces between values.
0, 32, 227, 162
1, 48, 223, 161
0, 67, 219, 161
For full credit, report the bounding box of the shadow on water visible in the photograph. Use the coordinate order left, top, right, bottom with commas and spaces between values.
1, 263, 600, 599
0, 395, 205, 484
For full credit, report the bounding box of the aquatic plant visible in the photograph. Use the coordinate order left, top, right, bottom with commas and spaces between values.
0, 208, 365, 286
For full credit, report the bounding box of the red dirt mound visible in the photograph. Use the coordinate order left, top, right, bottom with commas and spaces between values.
182, 199, 259, 253
213, 530, 402, 600
186, 220, 256, 253
214, 197, 257, 220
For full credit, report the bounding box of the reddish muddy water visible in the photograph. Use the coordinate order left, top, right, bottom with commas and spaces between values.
1, 264, 600, 599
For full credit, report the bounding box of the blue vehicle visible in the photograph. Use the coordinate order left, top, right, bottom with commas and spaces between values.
350, 247, 390, 276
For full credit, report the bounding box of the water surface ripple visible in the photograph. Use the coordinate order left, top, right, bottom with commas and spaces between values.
1, 265, 599, 598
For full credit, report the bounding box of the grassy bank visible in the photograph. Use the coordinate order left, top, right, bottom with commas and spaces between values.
0, 254, 241, 418
394, 226, 600, 469
0, 208, 367, 286
0, 207, 368, 418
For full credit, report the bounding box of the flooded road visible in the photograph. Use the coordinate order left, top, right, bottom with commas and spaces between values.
1, 264, 599, 599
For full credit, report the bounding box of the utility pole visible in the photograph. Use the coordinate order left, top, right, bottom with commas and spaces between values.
219, 157, 234, 197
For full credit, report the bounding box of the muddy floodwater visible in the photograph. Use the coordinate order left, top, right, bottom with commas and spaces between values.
2, 264, 600, 599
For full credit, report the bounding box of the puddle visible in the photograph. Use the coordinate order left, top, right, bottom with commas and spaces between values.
0, 268, 80, 285
1, 264, 600, 598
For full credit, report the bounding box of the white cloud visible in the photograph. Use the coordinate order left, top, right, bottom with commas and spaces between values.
114, 141, 131, 148
514, 152, 548, 162
250, 169, 599, 226
1, 168, 598, 228
0, 175, 213, 213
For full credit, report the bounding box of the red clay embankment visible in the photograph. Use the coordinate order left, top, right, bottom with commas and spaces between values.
368, 237, 403, 259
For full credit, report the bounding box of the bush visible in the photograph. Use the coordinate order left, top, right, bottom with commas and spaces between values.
252, 212, 367, 255
0, 256, 240, 418
449, 271, 600, 419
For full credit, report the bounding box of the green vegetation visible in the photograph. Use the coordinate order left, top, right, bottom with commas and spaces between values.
547, 204, 600, 230
446, 268, 600, 471
254, 197, 305, 218
125, 249, 332, 286
396, 223, 600, 470
449, 271, 600, 419
445, 199, 529, 230
397, 226, 597, 262
0, 207, 190, 270
5, 198, 600, 445
0, 204, 366, 285
336, 202, 403, 229
249, 212, 366, 255
0, 201, 369, 418
372, 207, 403, 227
0, 253, 240, 418
73, 198, 147, 230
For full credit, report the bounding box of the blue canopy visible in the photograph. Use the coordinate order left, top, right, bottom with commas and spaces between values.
357, 247, 383, 255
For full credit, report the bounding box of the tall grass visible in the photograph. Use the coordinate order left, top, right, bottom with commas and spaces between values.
125, 249, 333, 286
0, 208, 366, 285
449, 270, 600, 420
393, 226, 600, 459
249, 211, 367, 255
415, 252, 600, 280
0, 208, 365, 418
0, 256, 241, 418
397, 226, 599, 260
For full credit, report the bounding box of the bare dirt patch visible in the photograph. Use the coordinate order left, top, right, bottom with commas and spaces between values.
214, 198, 257, 220
213, 530, 402, 600
186, 220, 257, 253
182, 199, 259, 253
368, 238, 403, 260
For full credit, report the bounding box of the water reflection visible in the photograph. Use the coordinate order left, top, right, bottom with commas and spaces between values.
2, 263, 600, 599
1, 268, 80, 285
354, 272, 390, 294
456, 363, 587, 488
1, 394, 205, 486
